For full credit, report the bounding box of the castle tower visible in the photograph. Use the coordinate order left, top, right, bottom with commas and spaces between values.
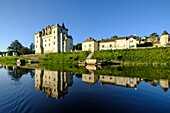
160, 30, 169, 47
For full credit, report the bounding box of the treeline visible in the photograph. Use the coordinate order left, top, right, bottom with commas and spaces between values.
92, 47, 170, 64
7, 40, 34, 55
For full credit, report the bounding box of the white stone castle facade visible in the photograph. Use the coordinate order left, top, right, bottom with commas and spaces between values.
34, 23, 73, 54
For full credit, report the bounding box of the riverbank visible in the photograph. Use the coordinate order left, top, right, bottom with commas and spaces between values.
39, 51, 89, 63
0, 51, 89, 64
0, 47, 170, 65
92, 47, 170, 65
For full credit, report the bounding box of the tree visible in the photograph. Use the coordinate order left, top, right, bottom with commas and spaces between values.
30, 43, 35, 51
73, 43, 82, 51
150, 33, 159, 37
149, 33, 159, 44
7, 40, 23, 52
18, 47, 32, 55
111, 35, 118, 39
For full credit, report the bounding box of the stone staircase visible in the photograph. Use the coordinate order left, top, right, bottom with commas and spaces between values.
86, 52, 93, 60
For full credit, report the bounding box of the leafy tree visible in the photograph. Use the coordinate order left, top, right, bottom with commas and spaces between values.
149, 33, 159, 44
111, 35, 118, 39
7, 40, 23, 52
30, 43, 35, 51
150, 33, 159, 37
18, 47, 32, 55
73, 43, 82, 51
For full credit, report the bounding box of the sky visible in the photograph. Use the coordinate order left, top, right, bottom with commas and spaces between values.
0, 0, 170, 51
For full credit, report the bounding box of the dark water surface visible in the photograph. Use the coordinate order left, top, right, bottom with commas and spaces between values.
0, 65, 170, 113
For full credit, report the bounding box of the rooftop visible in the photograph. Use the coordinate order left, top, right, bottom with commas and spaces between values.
162, 30, 169, 35
83, 37, 97, 42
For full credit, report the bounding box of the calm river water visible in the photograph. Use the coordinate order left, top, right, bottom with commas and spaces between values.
0, 65, 170, 113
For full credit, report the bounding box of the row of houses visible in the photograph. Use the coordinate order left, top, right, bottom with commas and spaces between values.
82, 30, 170, 52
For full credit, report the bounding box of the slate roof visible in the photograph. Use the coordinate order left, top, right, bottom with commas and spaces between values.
83, 37, 97, 42
162, 30, 169, 35
100, 38, 115, 42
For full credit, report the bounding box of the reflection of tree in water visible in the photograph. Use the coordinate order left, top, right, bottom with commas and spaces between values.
7, 66, 34, 81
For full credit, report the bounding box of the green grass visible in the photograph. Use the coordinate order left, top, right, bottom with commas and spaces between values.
92, 47, 170, 64
0, 56, 30, 64
39, 51, 89, 63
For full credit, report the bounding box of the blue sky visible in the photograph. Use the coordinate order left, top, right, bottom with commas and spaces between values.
0, 0, 170, 51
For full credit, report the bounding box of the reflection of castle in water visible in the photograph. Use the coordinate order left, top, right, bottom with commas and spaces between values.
100, 75, 140, 88
81, 65, 170, 91
82, 72, 99, 85
35, 69, 73, 99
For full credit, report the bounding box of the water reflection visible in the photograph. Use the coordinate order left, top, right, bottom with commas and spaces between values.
100, 75, 140, 88
35, 69, 73, 99
1, 65, 34, 81
1, 64, 170, 99
82, 71, 99, 85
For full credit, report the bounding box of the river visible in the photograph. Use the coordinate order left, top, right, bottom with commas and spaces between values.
0, 64, 170, 113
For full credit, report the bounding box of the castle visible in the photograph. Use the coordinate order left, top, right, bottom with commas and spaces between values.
34, 23, 73, 54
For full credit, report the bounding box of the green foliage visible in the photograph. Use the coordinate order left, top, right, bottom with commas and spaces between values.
73, 43, 82, 51
111, 35, 118, 39
7, 40, 23, 52
29, 43, 35, 51
39, 51, 89, 63
18, 47, 33, 55
137, 42, 153, 47
7, 40, 34, 55
92, 47, 170, 64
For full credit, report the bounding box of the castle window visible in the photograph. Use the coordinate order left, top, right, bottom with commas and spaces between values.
54, 89, 56, 92
45, 40, 46, 42
54, 42, 55, 45
54, 36, 55, 39
54, 31, 55, 33
37, 41, 38, 43
54, 78, 55, 81
49, 39, 50, 41
36, 45, 37, 48
49, 44, 50, 46
37, 36, 38, 38
110, 44, 112, 47
45, 44, 46, 47
89, 44, 92, 47
49, 76, 50, 79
